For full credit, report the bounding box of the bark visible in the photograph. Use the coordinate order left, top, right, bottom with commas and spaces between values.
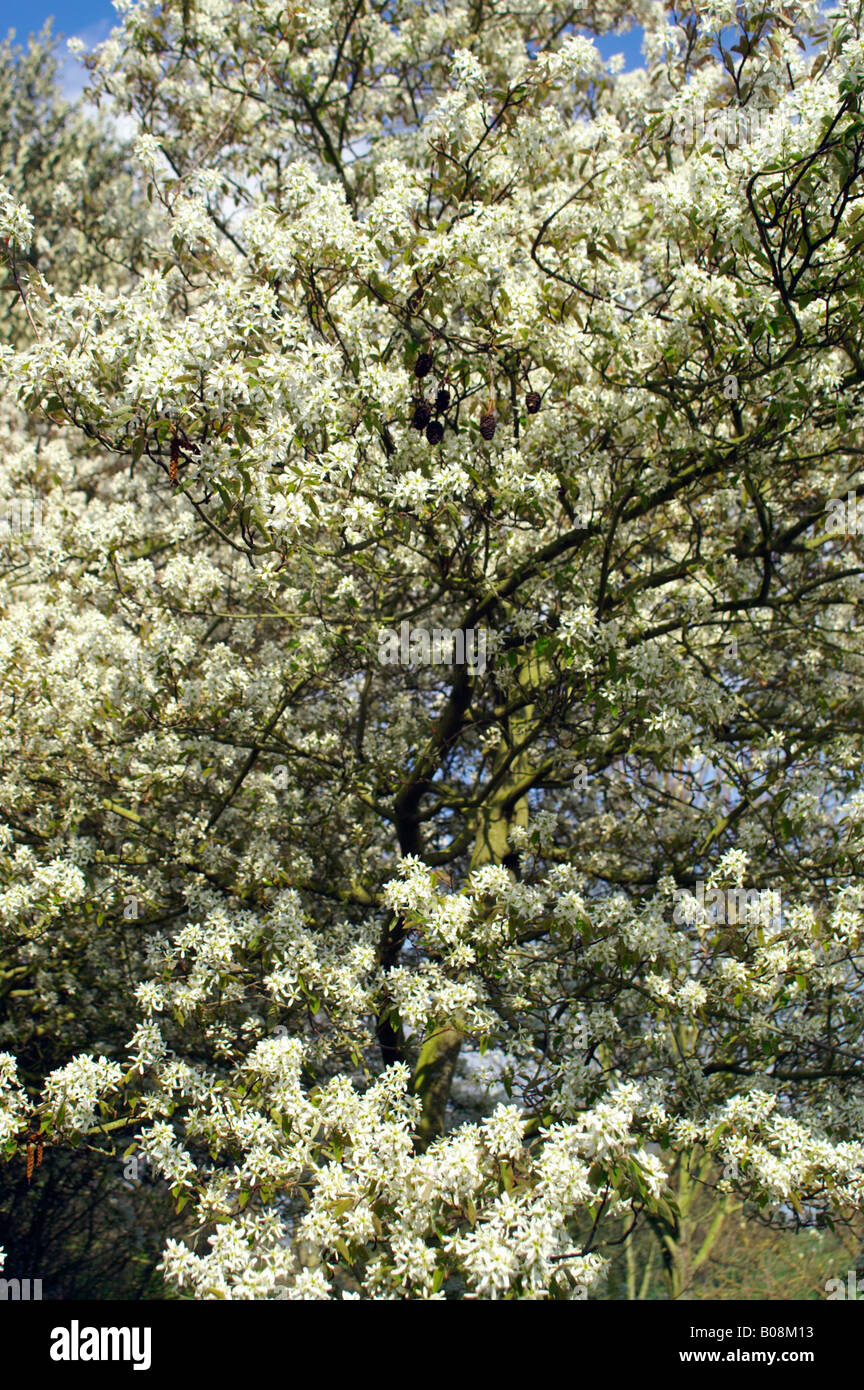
410, 651, 542, 1143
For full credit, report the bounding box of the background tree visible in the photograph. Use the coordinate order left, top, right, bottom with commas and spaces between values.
0, 25, 146, 341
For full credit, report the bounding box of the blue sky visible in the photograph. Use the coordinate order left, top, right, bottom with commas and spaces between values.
2, 0, 118, 97
1, 0, 117, 42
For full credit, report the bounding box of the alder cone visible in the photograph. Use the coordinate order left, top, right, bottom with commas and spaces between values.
426, 419, 444, 446
414, 352, 433, 379
479, 410, 497, 440
435, 387, 451, 413
525, 391, 541, 414
412, 401, 432, 430
169, 435, 180, 484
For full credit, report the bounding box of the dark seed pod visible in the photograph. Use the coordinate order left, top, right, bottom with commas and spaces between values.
525, 391, 541, 414
479, 410, 497, 440
169, 436, 180, 485
414, 352, 434, 379
435, 387, 451, 414
412, 400, 432, 431
426, 419, 444, 446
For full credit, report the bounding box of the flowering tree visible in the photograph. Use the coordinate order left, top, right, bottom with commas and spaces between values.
0, 25, 146, 342
2, 0, 864, 1299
